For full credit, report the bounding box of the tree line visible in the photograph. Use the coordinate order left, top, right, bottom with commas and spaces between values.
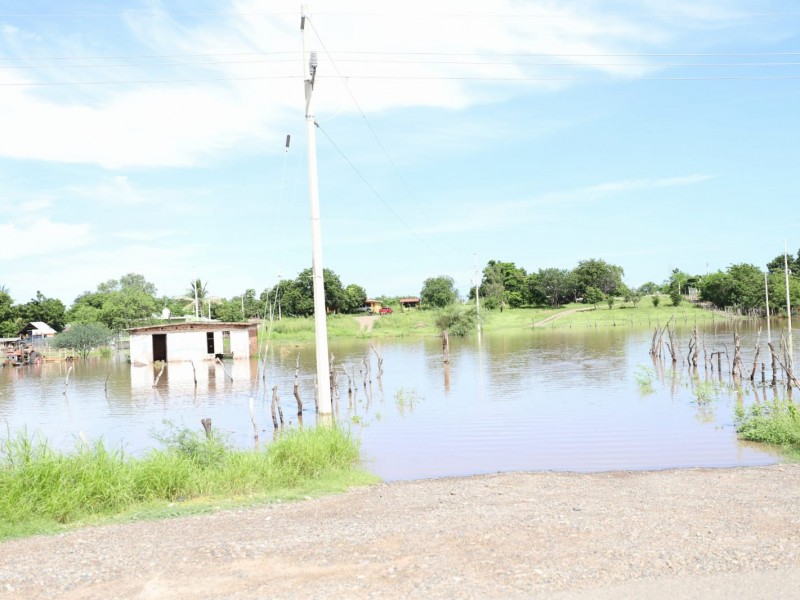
2, 248, 797, 338
0, 269, 370, 336
420, 250, 800, 313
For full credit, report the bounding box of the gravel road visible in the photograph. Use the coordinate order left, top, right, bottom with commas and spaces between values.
2, 464, 800, 599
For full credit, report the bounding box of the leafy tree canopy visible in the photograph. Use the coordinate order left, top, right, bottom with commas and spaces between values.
421, 275, 457, 309
583, 287, 604, 308
53, 323, 113, 359
16, 291, 66, 332
572, 259, 624, 297
261, 268, 365, 317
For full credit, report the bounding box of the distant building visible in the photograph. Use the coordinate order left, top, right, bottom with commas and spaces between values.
17, 322, 57, 339
399, 297, 421, 309
365, 299, 382, 313
128, 322, 258, 366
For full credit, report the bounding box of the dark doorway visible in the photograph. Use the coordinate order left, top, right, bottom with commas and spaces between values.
153, 334, 167, 362
206, 332, 215, 354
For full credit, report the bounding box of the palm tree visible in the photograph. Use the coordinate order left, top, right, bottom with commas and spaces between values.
187, 279, 208, 318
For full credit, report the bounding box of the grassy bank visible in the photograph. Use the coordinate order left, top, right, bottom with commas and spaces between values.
259, 296, 730, 345
736, 399, 800, 460
0, 426, 377, 541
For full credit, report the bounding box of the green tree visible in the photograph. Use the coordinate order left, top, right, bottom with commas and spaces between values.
474, 260, 528, 308
52, 323, 113, 359
767, 271, 800, 314
421, 275, 457, 308
211, 298, 245, 322
699, 271, 734, 308
67, 274, 158, 331
766, 249, 800, 274
572, 259, 624, 297
0, 289, 19, 337
262, 269, 351, 317
624, 286, 643, 308
434, 306, 477, 336
699, 264, 765, 311
727, 263, 764, 310
537, 268, 571, 307
186, 279, 209, 317
16, 291, 66, 332
670, 287, 682, 307
341, 284, 367, 314
638, 281, 659, 295
583, 287, 604, 309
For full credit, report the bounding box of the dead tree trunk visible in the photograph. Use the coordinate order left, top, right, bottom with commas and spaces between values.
293, 354, 302, 416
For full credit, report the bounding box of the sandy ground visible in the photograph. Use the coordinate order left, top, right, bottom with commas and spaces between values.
3, 465, 800, 599
354, 315, 379, 333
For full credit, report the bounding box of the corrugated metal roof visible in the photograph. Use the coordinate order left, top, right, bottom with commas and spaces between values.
29, 321, 57, 334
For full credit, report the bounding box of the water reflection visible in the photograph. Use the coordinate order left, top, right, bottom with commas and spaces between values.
0, 323, 792, 480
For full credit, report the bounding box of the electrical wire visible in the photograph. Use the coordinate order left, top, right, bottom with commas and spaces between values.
314, 120, 443, 260
5, 74, 800, 87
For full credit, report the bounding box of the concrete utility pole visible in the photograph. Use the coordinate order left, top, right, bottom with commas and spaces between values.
765, 272, 771, 344
474, 253, 481, 334
301, 6, 332, 414
785, 242, 794, 377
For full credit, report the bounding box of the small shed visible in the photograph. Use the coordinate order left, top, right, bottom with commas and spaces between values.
128, 322, 258, 365
399, 297, 420, 309
18, 322, 57, 339
365, 299, 382, 313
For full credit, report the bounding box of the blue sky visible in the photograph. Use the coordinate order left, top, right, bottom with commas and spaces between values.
1, 0, 798, 306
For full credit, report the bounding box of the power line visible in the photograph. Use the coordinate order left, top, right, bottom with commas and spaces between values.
309, 18, 455, 247
4, 59, 800, 71
4, 73, 800, 87
4, 50, 800, 62
314, 121, 443, 260
1, 10, 798, 19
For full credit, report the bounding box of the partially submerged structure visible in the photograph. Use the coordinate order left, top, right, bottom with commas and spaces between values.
128, 322, 258, 366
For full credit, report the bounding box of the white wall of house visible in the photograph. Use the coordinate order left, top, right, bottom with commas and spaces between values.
167, 331, 212, 362
129, 334, 152, 366
230, 329, 251, 358
130, 328, 253, 364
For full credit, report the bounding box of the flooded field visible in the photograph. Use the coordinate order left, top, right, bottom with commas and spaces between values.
0, 323, 789, 481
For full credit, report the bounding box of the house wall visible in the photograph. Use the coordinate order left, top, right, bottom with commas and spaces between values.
167, 331, 213, 362
130, 328, 255, 364
229, 329, 251, 358
129, 334, 153, 366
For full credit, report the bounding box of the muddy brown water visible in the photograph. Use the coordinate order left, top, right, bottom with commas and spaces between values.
0, 323, 788, 481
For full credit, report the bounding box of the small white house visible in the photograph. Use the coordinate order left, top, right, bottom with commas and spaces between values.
17, 322, 57, 339
128, 322, 257, 366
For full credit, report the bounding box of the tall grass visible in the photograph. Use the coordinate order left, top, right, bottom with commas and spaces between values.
0, 426, 374, 540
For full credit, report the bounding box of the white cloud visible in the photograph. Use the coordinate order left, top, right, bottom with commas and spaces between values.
0, 0, 712, 169
0, 219, 92, 259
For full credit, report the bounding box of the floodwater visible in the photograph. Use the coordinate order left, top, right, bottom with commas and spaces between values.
0, 323, 789, 481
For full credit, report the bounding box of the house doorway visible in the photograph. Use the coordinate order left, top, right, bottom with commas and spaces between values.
206, 332, 215, 354
152, 334, 167, 362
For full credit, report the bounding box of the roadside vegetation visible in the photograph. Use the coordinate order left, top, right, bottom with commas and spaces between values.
0, 425, 376, 541
736, 399, 800, 460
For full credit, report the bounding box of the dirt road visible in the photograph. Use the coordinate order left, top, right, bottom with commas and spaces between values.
533, 306, 595, 327
3, 465, 800, 599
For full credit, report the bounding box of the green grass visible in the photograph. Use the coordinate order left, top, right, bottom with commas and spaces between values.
0, 425, 377, 541
257, 296, 729, 344
736, 399, 800, 457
